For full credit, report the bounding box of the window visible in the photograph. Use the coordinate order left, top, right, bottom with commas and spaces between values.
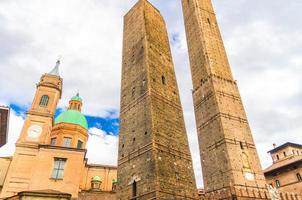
207, 18, 211, 25
276, 155, 280, 160
283, 152, 287, 157
132, 87, 136, 97
39, 95, 49, 107
240, 142, 244, 150
77, 140, 83, 149
62, 137, 72, 147
132, 181, 137, 199
275, 180, 280, 188
297, 173, 302, 182
50, 137, 57, 145
161, 76, 166, 85
51, 158, 66, 180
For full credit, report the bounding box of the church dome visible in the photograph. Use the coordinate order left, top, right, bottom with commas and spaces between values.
92, 176, 102, 182
55, 110, 88, 129
71, 94, 82, 102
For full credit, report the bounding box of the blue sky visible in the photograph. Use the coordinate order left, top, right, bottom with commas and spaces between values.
9, 103, 120, 135
0, 0, 302, 188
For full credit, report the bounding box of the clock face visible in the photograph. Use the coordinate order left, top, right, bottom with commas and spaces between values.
27, 125, 43, 140
244, 172, 255, 181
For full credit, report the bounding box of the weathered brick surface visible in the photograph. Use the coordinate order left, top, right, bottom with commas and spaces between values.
181, 0, 270, 199
79, 191, 116, 200
117, 0, 198, 199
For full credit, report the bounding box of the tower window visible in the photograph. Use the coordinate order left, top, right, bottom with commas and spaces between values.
132, 87, 136, 97
162, 76, 166, 85
132, 181, 137, 199
39, 95, 49, 107
50, 137, 57, 145
275, 180, 280, 188
207, 18, 211, 25
77, 140, 83, 149
51, 158, 66, 180
297, 173, 302, 182
62, 137, 72, 147
240, 142, 244, 150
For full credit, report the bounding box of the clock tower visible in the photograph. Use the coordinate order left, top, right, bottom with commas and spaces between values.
17, 60, 62, 145
0, 60, 63, 198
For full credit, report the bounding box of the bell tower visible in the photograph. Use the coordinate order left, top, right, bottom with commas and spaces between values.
0, 60, 62, 198
181, 0, 270, 199
17, 60, 62, 145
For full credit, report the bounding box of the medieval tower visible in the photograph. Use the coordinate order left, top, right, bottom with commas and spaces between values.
117, 0, 198, 199
181, 0, 270, 199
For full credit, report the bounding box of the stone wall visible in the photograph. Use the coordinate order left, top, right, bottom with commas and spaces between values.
78, 191, 116, 200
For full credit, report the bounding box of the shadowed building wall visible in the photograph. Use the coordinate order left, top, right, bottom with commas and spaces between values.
117, 0, 198, 199
0, 106, 10, 148
181, 0, 269, 199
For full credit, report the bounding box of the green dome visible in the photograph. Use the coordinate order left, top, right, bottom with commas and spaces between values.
92, 176, 102, 182
71, 95, 82, 102
55, 110, 88, 129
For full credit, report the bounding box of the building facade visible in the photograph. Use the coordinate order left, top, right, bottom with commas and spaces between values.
0, 61, 117, 199
0, 106, 10, 148
117, 0, 198, 199
181, 0, 270, 199
264, 143, 302, 200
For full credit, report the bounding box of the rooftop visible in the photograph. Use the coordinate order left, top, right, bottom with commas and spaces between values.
264, 155, 302, 175
268, 142, 302, 154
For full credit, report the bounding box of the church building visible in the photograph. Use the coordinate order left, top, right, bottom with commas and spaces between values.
0, 61, 117, 200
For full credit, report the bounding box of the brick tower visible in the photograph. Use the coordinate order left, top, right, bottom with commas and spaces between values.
181, 0, 270, 199
117, 0, 198, 199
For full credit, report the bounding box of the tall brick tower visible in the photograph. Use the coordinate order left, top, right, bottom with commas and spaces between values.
181, 0, 270, 199
117, 0, 198, 199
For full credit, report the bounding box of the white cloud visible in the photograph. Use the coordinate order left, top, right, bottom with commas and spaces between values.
86, 127, 118, 166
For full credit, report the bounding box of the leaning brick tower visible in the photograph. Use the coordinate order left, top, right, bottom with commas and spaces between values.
181, 0, 270, 199
117, 0, 198, 199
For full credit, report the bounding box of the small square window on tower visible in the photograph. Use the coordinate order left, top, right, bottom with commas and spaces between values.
63, 137, 72, 147
77, 140, 83, 149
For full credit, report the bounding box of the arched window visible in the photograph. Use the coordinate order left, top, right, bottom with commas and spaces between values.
297, 173, 302, 182
276, 155, 280, 160
275, 180, 280, 188
161, 76, 166, 85
39, 95, 49, 107
132, 181, 137, 199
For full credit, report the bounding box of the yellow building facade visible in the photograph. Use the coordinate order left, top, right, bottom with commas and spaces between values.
0, 61, 117, 199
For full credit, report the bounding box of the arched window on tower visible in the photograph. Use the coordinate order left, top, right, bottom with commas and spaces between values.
297, 173, 302, 182
132, 181, 137, 199
161, 76, 166, 85
39, 95, 49, 107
